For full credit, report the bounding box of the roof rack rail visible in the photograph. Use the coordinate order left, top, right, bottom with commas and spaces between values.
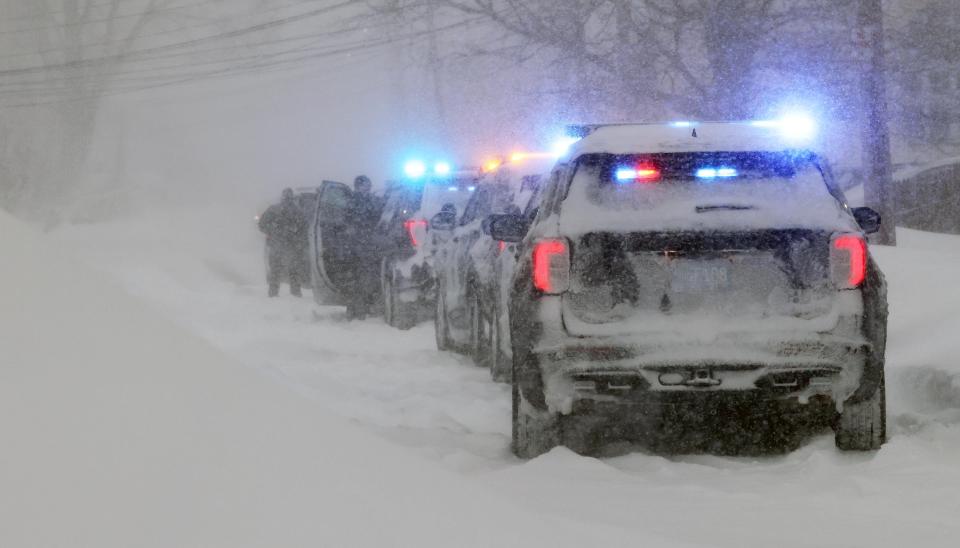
565, 122, 669, 138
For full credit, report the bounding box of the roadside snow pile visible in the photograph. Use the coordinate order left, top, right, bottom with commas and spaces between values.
0, 210, 647, 547
873, 229, 960, 426
44, 205, 960, 548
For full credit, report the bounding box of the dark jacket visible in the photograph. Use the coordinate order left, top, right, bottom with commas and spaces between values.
259, 200, 308, 249
344, 192, 382, 249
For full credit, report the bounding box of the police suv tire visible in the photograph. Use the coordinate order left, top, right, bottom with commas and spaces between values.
835, 375, 886, 451
381, 260, 394, 324
469, 289, 492, 369
489, 299, 510, 383
434, 285, 451, 351
393, 301, 416, 330
512, 368, 560, 459
383, 264, 416, 330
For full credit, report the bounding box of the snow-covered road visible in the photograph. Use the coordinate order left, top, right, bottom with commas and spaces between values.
52, 206, 960, 547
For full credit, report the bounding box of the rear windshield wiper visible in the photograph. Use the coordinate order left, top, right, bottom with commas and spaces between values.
695, 204, 757, 213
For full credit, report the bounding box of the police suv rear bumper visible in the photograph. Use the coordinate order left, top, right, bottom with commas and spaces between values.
532, 336, 872, 415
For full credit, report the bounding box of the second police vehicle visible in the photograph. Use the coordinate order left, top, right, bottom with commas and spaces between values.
432, 154, 552, 379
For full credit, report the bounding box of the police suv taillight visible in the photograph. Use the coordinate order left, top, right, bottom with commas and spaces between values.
404, 219, 428, 247
831, 233, 867, 289
532, 238, 570, 294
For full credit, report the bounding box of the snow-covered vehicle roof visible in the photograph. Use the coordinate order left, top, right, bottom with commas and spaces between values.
567, 121, 820, 158
556, 123, 857, 235
479, 156, 555, 209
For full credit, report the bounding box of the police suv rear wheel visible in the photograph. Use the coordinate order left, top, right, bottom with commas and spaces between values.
469, 290, 492, 369
512, 382, 561, 459
489, 299, 510, 383
434, 284, 451, 351
511, 352, 560, 459
835, 375, 886, 451
383, 262, 416, 330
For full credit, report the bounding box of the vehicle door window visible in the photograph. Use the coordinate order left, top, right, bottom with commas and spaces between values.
522, 183, 546, 223
298, 193, 318, 220
318, 184, 350, 225
379, 186, 403, 226
380, 185, 421, 226
536, 169, 563, 219
459, 187, 490, 226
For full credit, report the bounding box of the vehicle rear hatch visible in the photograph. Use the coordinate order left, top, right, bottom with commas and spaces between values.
562, 229, 837, 337
557, 150, 858, 337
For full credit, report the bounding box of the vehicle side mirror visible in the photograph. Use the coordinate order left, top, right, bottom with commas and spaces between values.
481, 216, 493, 235
430, 210, 457, 231
487, 214, 527, 243
484, 206, 524, 235
851, 206, 881, 234
520, 175, 541, 193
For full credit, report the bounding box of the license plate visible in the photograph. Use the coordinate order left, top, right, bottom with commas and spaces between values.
671, 261, 730, 293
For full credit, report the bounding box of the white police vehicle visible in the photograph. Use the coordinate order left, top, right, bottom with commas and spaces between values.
489, 121, 888, 457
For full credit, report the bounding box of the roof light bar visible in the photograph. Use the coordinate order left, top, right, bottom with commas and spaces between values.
615, 164, 660, 183
750, 114, 817, 141
404, 160, 426, 179
482, 158, 503, 172
551, 136, 581, 157
696, 167, 739, 179
434, 162, 452, 176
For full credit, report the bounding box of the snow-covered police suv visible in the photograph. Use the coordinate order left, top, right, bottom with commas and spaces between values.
489, 121, 888, 458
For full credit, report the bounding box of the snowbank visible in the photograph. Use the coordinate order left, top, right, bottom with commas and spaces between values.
0, 210, 651, 547
34, 206, 960, 548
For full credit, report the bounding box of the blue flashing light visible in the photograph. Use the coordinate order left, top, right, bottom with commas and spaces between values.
670, 121, 695, 128
551, 136, 581, 157
434, 162, 452, 176
615, 168, 639, 181
404, 160, 426, 178
749, 114, 817, 141
778, 114, 817, 141
467, 186, 476, 192
697, 168, 718, 178
696, 167, 738, 179
447, 186, 458, 191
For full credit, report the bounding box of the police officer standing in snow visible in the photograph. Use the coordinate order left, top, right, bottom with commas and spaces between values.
259, 188, 308, 298
343, 175, 382, 319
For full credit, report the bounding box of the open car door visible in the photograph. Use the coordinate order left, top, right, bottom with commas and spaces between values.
310, 180, 352, 306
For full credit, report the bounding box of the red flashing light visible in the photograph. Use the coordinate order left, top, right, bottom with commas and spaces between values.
832, 234, 867, 288
497, 240, 506, 254
532, 239, 570, 294
636, 163, 661, 183
404, 219, 428, 247
615, 163, 661, 183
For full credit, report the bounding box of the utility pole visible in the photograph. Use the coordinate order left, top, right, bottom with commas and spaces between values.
857, 0, 897, 245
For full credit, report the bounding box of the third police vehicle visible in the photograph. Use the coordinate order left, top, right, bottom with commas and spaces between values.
377, 162, 477, 328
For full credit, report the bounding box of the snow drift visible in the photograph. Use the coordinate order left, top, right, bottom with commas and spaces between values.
10, 202, 960, 548
0, 210, 648, 547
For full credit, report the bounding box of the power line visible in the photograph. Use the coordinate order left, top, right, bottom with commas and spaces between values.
0, 14, 487, 107
0, 3, 387, 66
0, 0, 360, 77
0, 0, 343, 41
0, 35, 375, 94
0, 18, 400, 91
0, 0, 214, 36
3, 0, 169, 23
